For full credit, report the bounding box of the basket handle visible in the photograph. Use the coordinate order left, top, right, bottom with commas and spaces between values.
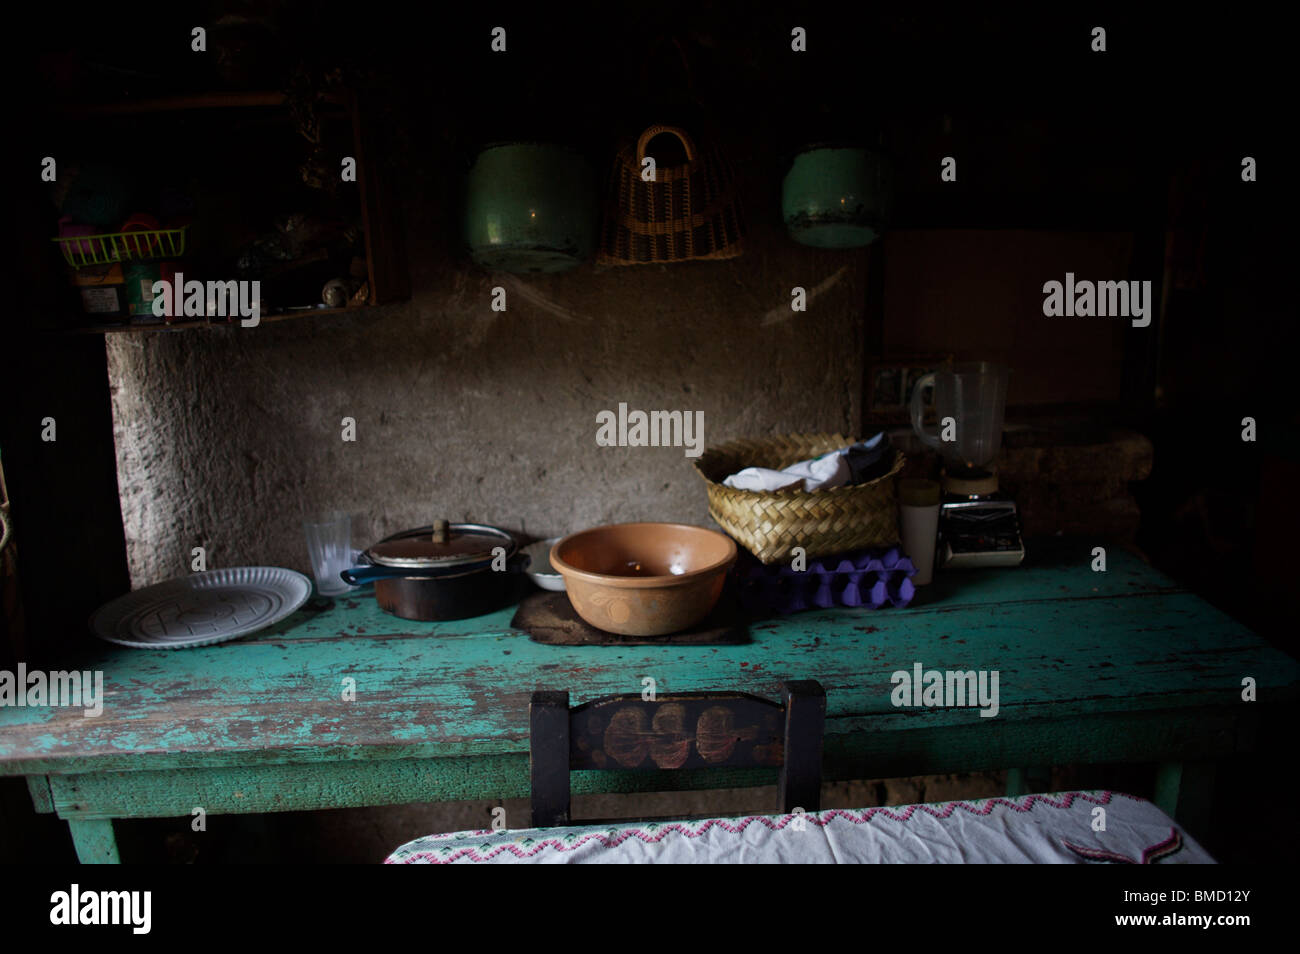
637, 125, 696, 164
0, 454, 11, 556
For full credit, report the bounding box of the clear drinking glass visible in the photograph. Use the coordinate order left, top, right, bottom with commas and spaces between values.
303, 511, 356, 596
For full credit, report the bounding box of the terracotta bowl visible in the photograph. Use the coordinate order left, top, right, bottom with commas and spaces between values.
551, 523, 738, 636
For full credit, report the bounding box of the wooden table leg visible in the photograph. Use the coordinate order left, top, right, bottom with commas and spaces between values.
68, 819, 120, 864
26, 775, 54, 814
1006, 767, 1050, 797
1154, 761, 1216, 838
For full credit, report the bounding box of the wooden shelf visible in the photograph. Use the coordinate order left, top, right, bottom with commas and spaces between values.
47, 87, 407, 331
66, 304, 385, 335
57, 91, 294, 118
55, 90, 351, 118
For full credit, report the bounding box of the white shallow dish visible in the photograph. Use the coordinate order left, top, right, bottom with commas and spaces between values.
522, 538, 565, 591
90, 566, 312, 649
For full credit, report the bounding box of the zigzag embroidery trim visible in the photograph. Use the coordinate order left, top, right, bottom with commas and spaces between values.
386, 790, 1139, 864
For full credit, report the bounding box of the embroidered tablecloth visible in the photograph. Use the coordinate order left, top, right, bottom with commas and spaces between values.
385, 790, 1215, 864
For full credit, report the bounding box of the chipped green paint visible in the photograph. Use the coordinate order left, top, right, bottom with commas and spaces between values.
26, 774, 54, 813
1, 544, 1295, 861
46, 758, 779, 820
67, 819, 118, 863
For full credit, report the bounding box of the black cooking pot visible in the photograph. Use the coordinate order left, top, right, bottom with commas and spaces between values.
341, 520, 528, 621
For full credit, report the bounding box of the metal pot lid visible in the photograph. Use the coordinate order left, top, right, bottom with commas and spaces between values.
366, 520, 516, 569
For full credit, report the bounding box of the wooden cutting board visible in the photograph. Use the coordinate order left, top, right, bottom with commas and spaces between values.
511, 590, 750, 646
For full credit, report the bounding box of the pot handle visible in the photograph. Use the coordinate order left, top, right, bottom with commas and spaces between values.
637, 125, 696, 164
341, 552, 522, 586
339, 564, 402, 586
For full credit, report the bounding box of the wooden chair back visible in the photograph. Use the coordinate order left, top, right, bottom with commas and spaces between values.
530, 680, 826, 827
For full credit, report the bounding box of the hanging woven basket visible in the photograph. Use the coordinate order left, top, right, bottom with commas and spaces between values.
694, 433, 904, 565
597, 124, 745, 265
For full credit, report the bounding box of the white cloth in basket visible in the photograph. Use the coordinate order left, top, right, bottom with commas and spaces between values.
722, 450, 850, 493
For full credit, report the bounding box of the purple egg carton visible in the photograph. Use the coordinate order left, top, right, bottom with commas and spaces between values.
730, 546, 917, 615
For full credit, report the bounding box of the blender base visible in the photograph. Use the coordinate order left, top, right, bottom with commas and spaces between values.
938, 467, 1026, 568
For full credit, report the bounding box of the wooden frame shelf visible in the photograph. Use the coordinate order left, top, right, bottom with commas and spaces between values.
50, 86, 408, 334
66, 303, 389, 335
55, 90, 346, 118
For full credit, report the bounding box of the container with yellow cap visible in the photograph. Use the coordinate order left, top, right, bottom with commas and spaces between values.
898, 478, 940, 585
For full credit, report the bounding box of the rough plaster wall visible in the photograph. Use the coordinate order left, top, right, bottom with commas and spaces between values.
106, 224, 864, 586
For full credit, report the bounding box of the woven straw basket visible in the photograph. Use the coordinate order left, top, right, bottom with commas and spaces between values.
597, 124, 744, 265
694, 433, 904, 565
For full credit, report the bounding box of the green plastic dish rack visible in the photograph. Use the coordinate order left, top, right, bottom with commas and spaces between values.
53, 226, 188, 269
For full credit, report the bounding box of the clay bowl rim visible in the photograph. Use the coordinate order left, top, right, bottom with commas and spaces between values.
550, 522, 738, 590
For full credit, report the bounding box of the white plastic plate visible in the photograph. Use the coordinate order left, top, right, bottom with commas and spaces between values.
90, 566, 312, 649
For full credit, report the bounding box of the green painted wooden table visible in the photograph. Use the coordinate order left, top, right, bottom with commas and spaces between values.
2, 542, 1295, 863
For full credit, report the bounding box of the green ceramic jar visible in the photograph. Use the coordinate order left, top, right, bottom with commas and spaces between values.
782, 146, 891, 248
465, 143, 598, 273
